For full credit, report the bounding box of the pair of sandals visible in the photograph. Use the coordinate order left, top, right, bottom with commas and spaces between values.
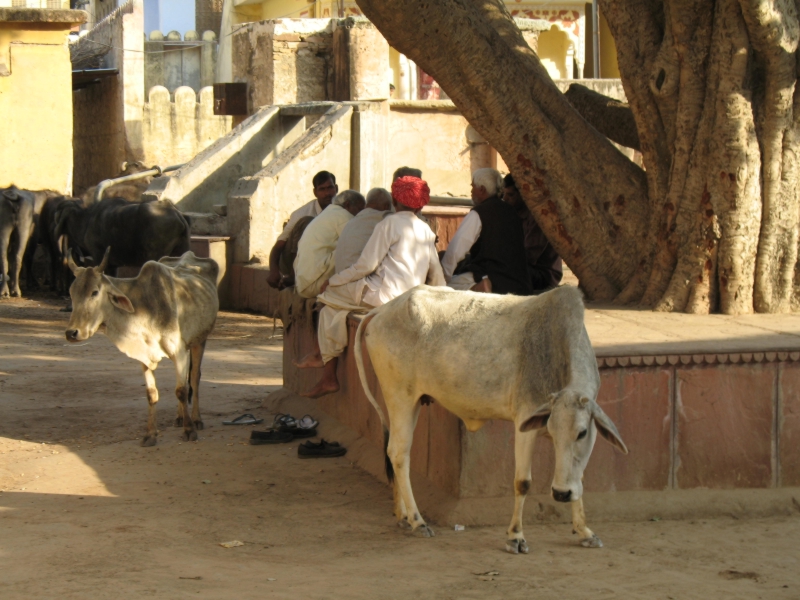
249, 413, 319, 445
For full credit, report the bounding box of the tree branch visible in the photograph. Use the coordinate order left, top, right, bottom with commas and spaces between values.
564, 84, 640, 150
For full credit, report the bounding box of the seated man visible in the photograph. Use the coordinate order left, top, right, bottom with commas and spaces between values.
441, 168, 532, 295
295, 176, 445, 398
503, 174, 562, 292
267, 171, 338, 288
333, 187, 393, 274
294, 190, 366, 298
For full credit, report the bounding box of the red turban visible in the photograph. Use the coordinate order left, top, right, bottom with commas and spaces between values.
391, 176, 430, 210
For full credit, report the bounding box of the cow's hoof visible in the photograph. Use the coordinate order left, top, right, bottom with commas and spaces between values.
194, 420, 204, 431
173, 416, 184, 427
140, 435, 157, 447
580, 535, 603, 548
182, 430, 198, 442
505, 539, 529, 554
412, 524, 435, 538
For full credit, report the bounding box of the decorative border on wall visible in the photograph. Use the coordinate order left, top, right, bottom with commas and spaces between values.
597, 350, 800, 369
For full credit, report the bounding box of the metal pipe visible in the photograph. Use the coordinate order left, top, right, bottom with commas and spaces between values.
592, 0, 601, 78
94, 163, 185, 202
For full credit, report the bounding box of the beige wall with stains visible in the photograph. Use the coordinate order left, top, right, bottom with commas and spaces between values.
0, 12, 86, 193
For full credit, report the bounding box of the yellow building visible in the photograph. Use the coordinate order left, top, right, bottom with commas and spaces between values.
0, 7, 86, 194
223, 0, 619, 94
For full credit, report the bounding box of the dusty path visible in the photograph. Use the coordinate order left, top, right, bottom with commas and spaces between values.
0, 294, 798, 599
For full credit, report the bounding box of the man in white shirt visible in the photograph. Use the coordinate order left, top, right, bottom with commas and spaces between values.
294, 176, 446, 398
267, 171, 338, 288
333, 187, 393, 274
294, 190, 365, 298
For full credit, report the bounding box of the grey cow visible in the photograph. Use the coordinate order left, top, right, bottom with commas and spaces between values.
1, 186, 36, 298
65, 249, 219, 446
355, 284, 628, 552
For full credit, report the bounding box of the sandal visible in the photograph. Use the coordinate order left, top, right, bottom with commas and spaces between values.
273, 413, 297, 428
295, 414, 319, 430
297, 439, 347, 459
223, 413, 264, 426
249, 430, 293, 445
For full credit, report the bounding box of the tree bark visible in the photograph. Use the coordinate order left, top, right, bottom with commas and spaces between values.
357, 0, 800, 314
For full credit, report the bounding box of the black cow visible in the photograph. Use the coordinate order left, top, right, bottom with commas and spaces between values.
54, 197, 191, 275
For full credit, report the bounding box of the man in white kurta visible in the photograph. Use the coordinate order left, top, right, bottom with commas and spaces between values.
293, 190, 365, 298
295, 176, 446, 398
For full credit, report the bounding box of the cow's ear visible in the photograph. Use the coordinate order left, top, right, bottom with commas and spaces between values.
107, 290, 134, 313
591, 402, 628, 454
3, 188, 19, 201
519, 402, 551, 432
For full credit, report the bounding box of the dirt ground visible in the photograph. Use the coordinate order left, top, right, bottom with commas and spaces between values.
1, 293, 799, 600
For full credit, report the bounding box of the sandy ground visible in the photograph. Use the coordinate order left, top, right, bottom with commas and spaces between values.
1, 293, 799, 600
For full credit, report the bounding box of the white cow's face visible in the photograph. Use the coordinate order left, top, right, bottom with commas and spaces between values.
65, 250, 133, 343
520, 390, 628, 502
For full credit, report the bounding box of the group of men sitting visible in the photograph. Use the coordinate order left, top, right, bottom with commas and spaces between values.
267, 167, 562, 398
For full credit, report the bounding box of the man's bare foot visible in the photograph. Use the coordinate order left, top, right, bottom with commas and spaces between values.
293, 352, 325, 368
301, 379, 340, 398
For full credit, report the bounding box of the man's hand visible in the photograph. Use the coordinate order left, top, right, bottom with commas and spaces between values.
267, 269, 282, 289
320, 279, 330, 293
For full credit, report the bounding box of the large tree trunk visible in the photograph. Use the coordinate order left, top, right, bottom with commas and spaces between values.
356, 0, 800, 314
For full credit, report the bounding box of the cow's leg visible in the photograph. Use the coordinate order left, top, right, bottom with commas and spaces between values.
385, 400, 433, 537
506, 429, 538, 554
141, 363, 160, 447
173, 347, 197, 442
188, 341, 206, 430
571, 495, 603, 548
0, 225, 12, 297
10, 225, 30, 297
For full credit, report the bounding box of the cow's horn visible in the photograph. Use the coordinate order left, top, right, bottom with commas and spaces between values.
67, 250, 80, 275
97, 247, 111, 273
121, 161, 128, 171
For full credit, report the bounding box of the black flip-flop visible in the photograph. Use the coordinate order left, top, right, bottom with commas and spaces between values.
223, 413, 264, 426
297, 439, 347, 458
249, 430, 293, 445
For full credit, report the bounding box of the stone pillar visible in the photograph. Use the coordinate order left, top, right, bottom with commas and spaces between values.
347, 21, 389, 101
122, 0, 145, 161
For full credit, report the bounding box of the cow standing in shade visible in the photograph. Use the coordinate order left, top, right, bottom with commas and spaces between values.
355, 284, 627, 552
65, 250, 219, 446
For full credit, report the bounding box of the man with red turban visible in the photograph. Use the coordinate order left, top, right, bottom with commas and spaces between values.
294, 175, 446, 398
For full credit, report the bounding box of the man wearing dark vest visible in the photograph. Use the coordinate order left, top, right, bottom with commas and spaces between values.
441, 168, 532, 295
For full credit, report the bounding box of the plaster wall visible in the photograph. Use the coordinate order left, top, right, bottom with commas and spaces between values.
0, 16, 83, 193
141, 85, 232, 170
144, 29, 218, 94
387, 106, 472, 197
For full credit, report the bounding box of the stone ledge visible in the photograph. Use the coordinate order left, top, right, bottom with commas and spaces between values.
0, 8, 87, 24
597, 350, 800, 369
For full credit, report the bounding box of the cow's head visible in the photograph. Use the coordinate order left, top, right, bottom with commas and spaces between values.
65, 248, 133, 342
520, 390, 627, 503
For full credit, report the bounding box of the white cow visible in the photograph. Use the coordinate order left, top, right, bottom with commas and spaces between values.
65, 249, 219, 446
354, 284, 627, 553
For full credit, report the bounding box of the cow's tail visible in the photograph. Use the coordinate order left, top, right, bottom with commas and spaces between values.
354, 310, 393, 483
